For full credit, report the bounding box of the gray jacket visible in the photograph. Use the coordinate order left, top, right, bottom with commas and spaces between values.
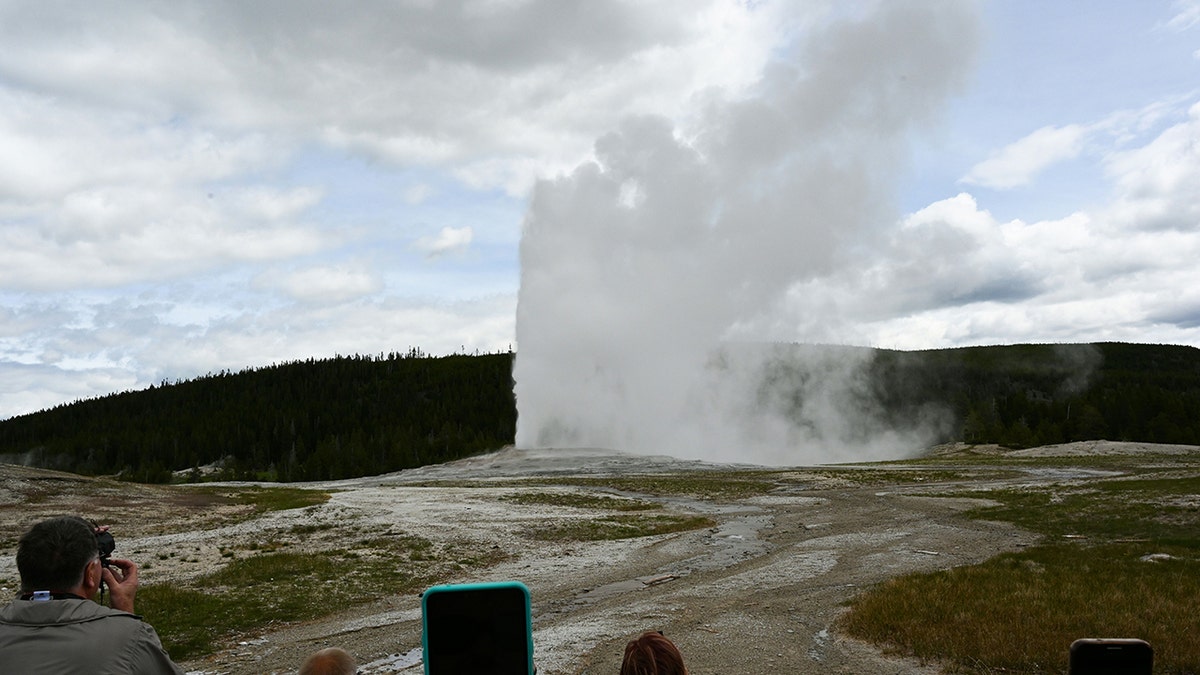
0, 596, 184, 674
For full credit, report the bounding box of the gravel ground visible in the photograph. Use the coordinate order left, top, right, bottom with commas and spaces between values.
1, 442, 1192, 674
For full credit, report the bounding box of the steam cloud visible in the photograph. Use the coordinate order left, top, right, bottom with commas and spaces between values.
514, 3, 981, 464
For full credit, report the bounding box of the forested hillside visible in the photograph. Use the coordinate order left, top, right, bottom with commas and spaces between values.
0, 351, 516, 482
0, 343, 1197, 483
869, 342, 1200, 448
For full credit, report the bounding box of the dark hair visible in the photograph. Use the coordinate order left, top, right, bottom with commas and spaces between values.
16, 516, 100, 592
620, 631, 688, 675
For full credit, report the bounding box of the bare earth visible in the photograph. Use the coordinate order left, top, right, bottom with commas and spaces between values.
1, 441, 1190, 674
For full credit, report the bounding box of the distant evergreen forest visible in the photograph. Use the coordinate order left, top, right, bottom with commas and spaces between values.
867, 342, 1200, 448
0, 350, 516, 482
0, 342, 1197, 483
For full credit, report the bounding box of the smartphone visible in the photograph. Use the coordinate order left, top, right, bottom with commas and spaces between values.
1069, 638, 1153, 675
421, 581, 534, 675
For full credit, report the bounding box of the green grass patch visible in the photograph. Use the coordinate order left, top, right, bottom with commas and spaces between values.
841, 544, 1200, 674
173, 484, 331, 515
137, 586, 233, 660
529, 514, 715, 541
228, 485, 332, 513
142, 552, 390, 661
139, 532, 504, 661
842, 464, 1200, 674
965, 474, 1200, 547
501, 491, 658, 511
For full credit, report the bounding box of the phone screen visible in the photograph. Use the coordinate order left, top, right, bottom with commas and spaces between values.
1069, 639, 1153, 675
422, 582, 533, 675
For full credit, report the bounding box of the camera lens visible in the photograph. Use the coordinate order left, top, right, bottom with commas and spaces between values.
96, 530, 116, 560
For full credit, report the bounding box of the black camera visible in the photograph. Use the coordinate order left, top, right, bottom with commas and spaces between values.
95, 528, 116, 565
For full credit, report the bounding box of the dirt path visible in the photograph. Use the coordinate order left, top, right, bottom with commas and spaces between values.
541, 488, 1031, 675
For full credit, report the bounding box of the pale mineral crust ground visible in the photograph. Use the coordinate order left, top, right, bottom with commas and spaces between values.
0, 441, 1191, 674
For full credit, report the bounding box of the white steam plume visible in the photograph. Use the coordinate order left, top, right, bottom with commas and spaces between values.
514, 2, 981, 464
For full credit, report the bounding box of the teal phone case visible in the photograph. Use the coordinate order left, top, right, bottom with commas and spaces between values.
421, 580, 533, 675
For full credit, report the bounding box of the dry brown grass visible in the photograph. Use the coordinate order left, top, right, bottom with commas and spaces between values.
842, 544, 1200, 673
841, 459, 1200, 674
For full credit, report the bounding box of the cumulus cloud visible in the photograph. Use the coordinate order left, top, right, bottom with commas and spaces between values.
960, 97, 1192, 193
0, 84, 331, 291
1105, 101, 1200, 231
961, 124, 1090, 189
764, 195, 1080, 348
0, 88, 272, 201
854, 194, 1049, 314
413, 226, 474, 258
0, 1, 786, 294
803, 97, 1200, 350
0, 187, 331, 291
0, 1, 783, 189
256, 264, 384, 305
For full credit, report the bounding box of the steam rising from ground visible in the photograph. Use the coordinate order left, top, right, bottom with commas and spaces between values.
514, 3, 981, 464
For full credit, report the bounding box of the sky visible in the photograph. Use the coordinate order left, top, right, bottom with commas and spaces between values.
2, 0, 1200, 421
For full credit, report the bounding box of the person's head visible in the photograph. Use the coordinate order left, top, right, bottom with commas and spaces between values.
16, 516, 102, 594
299, 647, 357, 675
620, 631, 687, 675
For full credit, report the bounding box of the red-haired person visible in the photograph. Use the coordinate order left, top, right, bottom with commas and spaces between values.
620, 631, 688, 675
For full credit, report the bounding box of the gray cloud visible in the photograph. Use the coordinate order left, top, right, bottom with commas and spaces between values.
948, 276, 1045, 305
1148, 302, 1200, 329
0, 1, 773, 177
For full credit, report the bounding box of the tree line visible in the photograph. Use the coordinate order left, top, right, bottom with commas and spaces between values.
867, 342, 1200, 448
0, 342, 1197, 483
0, 350, 516, 482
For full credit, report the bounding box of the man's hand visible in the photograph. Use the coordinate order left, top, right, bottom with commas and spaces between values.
101, 558, 139, 614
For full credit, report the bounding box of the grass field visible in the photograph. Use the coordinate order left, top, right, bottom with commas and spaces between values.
840, 455, 1200, 674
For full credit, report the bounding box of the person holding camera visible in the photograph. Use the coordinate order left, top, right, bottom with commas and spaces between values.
0, 515, 184, 674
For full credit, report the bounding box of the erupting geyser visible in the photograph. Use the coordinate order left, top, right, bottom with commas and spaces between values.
514, 2, 980, 464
